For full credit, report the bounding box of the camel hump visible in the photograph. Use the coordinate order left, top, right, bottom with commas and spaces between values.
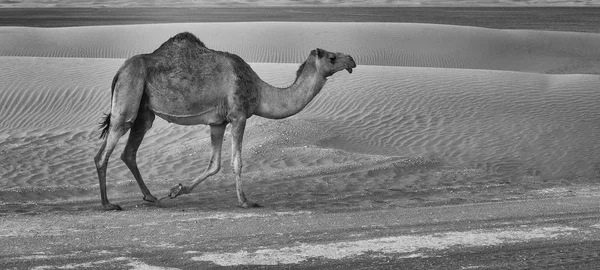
152, 32, 208, 54
169, 32, 206, 47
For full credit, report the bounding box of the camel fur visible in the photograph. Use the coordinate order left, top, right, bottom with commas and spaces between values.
94, 32, 356, 210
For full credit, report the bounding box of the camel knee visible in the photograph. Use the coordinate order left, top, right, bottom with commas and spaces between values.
94, 145, 107, 169
231, 156, 242, 173
120, 151, 136, 165
207, 162, 221, 176
120, 147, 137, 164
211, 165, 221, 175
94, 155, 103, 169
142, 121, 153, 133
109, 120, 134, 135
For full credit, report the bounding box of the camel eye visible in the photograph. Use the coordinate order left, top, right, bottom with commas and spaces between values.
329, 55, 336, 63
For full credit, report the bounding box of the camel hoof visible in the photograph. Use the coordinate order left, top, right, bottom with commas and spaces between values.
103, 203, 122, 211
155, 196, 175, 208
239, 202, 262, 208
169, 184, 187, 199
143, 194, 158, 203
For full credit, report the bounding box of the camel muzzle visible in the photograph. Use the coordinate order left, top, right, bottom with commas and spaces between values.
346, 56, 356, 73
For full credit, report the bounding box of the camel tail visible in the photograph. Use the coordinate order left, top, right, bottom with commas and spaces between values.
99, 113, 111, 140
99, 71, 119, 140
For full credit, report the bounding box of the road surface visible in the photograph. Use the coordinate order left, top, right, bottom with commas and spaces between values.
1, 195, 600, 269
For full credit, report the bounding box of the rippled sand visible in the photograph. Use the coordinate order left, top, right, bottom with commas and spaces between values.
1, 22, 599, 210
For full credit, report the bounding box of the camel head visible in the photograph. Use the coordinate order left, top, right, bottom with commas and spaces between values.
312, 48, 356, 78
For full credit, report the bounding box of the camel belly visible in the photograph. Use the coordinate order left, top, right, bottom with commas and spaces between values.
152, 109, 226, 125
145, 84, 229, 125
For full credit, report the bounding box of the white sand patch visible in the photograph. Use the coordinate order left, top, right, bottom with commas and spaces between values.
533, 187, 572, 195
185, 211, 311, 221
400, 253, 428, 259
18, 255, 57, 260
126, 258, 181, 270
32, 257, 128, 270
15, 251, 89, 262
192, 226, 577, 266
32, 257, 180, 270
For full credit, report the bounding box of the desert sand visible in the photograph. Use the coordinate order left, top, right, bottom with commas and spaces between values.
1, 21, 600, 206
1, 9, 600, 269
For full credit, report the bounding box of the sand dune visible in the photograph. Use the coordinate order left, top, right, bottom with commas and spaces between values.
0, 57, 119, 133
307, 66, 600, 180
1, 21, 600, 210
1, 23, 600, 74
1, 48, 599, 206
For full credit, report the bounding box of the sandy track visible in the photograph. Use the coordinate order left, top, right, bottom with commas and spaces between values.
2, 195, 600, 269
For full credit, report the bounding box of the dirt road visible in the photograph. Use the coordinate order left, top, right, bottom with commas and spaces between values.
1, 195, 600, 269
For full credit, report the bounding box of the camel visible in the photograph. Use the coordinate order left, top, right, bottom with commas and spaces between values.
94, 32, 356, 210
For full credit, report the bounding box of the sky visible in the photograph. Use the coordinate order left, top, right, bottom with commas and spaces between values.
0, 0, 599, 8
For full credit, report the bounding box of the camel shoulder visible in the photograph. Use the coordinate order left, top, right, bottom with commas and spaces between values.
216, 51, 254, 74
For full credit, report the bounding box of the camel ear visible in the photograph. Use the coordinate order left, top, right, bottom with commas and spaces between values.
315, 48, 324, 58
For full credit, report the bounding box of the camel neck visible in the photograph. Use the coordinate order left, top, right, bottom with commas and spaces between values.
254, 66, 327, 119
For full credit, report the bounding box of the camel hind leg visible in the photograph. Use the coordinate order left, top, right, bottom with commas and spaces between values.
94, 56, 146, 210
121, 106, 157, 203
94, 119, 132, 210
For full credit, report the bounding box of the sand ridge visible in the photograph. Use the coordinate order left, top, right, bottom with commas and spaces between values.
1, 23, 600, 73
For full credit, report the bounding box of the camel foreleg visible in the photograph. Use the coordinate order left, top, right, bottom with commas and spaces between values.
168, 124, 227, 198
230, 116, 260, 208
